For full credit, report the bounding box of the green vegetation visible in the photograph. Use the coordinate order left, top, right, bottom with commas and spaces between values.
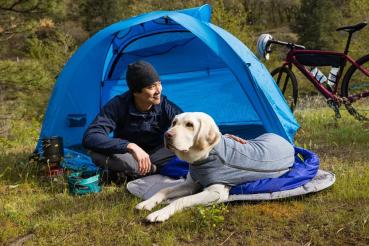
1, 106, 369, 245
1, 0, 369, 245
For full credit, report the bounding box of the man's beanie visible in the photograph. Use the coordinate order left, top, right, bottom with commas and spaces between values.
126, 61, 160, 93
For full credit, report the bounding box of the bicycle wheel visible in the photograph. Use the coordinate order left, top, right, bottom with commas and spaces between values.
271, 66, 298, 111
341, 54, 369, 120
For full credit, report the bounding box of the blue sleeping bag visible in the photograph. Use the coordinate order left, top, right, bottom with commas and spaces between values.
159, 147, 319, 195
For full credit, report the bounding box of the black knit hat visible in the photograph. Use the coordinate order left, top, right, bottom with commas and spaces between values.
126, 61, 160, 93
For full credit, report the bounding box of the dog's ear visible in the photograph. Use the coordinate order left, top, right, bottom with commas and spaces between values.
194, 115, 220, 151
207, 122, 221, 146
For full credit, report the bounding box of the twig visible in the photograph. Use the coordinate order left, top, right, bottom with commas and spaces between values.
0, 33, 16, 42
336, 227, 344, 234
9, 233, 35, 246
0, 0, 40, 13
219, 231, 235, 245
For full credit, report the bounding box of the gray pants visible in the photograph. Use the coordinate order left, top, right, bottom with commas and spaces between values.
89, 147, 175, 177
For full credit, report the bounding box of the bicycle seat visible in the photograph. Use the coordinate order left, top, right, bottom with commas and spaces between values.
336, 22, 367, 33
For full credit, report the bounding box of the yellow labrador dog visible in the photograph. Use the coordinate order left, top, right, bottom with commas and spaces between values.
136, 112, 294, 222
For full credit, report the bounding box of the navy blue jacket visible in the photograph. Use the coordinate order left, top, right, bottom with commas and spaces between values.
82, 91, 182, 154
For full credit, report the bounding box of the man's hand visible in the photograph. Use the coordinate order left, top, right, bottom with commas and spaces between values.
224, 134, 247, 144
127, 143, 151, 175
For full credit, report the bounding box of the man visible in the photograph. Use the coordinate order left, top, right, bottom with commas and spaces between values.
83, 60, 182, 180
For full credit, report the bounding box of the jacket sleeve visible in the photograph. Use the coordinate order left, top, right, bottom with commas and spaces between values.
82, 98, 129, 154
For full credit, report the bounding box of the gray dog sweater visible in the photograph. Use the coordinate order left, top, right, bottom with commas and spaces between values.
189, 133, 295, 187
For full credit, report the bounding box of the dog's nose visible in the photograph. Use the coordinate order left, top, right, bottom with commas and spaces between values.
165, 131, 174, 139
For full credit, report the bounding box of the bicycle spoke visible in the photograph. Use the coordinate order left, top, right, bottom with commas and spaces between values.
276, 71, 283, 86
282, 76, 290, 94
271, 67, 298, 112
350, 82, 369, 90
341, 54, 369, 120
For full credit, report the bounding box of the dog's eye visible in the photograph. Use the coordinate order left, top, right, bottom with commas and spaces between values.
186, 122, 194, 128
172, 120, 177, 126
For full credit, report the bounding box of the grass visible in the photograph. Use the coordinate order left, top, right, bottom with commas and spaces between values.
1, 99, 369, 245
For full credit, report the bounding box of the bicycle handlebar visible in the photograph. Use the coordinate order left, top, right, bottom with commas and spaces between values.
261, 21, 367, 59
268, 39, 306, 50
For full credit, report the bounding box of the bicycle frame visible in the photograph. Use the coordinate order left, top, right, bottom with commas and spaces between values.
282, 49, 369, 103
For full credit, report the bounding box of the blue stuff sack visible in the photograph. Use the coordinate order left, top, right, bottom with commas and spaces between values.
61, 148, 98, 172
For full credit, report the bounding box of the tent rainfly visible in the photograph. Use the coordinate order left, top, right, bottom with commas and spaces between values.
37, 4, 299, 150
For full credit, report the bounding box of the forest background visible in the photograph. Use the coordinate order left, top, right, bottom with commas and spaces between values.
1, 0, 368, 142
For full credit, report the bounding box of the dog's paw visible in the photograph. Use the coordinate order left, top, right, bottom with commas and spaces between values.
146, 209, 171, 222
135, 199, 157, 211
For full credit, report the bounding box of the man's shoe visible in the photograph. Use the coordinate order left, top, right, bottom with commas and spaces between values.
99, 169, 127, 186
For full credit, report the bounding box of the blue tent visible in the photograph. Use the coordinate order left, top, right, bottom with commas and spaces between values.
37, 4, 299, 150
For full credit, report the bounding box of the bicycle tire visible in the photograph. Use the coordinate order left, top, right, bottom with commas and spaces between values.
341, 54, 369, 120
271, 66, 298, 112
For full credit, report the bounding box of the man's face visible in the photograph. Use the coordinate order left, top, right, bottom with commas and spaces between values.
134, 81, 162, 106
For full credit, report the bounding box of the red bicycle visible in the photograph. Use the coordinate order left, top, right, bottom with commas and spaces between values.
257, 22, 369, 120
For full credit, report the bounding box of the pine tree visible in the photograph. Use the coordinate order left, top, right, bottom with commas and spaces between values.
292, 0, 344, 50
79, 0, 131, 36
